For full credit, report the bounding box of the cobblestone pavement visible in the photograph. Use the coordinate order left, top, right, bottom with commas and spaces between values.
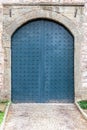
4, 104, 87, 130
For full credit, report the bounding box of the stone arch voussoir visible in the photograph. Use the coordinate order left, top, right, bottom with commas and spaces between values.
6, 9, 81, 39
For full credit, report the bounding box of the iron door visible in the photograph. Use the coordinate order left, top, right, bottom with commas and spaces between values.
12, 19, 74, 103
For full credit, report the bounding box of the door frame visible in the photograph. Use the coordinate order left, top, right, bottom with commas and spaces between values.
2, 9, 82, 102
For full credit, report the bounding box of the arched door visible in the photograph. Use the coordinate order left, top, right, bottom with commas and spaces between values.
11, 19, 74, 103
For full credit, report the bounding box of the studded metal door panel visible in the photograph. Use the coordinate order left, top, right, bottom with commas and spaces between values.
12, 19, 74, 103
44, 21, 74, 103
12, 21, 43, 102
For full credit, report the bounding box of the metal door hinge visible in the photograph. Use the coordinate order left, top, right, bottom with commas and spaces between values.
74, 9, 78, 18
9, 9, 12, 17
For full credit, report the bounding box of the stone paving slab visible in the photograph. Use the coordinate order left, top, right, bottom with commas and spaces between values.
0, 104, 6, 112
4, 104, 87, 130
84, 110, 87, 114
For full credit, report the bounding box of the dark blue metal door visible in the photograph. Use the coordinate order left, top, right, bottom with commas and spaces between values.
12, 19, 74, 103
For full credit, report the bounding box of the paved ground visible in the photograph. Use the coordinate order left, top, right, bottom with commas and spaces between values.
4, 104, 87, 130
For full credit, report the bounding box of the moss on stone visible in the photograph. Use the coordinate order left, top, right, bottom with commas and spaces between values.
78, 100, 87, 109
0, 112, 4, 124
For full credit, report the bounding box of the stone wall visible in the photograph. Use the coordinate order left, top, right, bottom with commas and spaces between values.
81, 2, 87, 98
0, 0, 86, 3
0, 4, 4, 100
0, 0, 87, 102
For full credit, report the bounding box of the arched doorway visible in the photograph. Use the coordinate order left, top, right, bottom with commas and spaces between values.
11, 19, 74, 103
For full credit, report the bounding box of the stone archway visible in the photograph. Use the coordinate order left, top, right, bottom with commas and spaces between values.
3, 9, 82, 102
